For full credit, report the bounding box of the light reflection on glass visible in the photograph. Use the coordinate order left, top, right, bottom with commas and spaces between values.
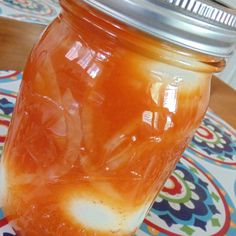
142, 111, 153, 126
142, 111, 158, 129
65, 41, 82, 61
66, 42, 112, 81
150, 81, 163, 105
96, 52, 109, 62
164, 115, 173, 131
163, 84, 177, 113
78, 50, 94, 69
151, 136, 161, 142
65, 41, 95, 70
131, 136, 137, 142
150, 70, 163, 82
153, 112, 158, 129
162, 76, 183, 113
87, 63, 100, 79
130, 170, 142, 177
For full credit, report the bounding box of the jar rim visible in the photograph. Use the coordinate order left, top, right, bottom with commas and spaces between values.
81, 0, 236, 58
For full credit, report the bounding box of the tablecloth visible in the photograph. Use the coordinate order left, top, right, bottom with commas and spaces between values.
0, 70, 235, 236
0, 0, 60, 25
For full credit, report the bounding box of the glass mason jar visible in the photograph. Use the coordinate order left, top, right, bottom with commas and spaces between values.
1, 0, 236, 235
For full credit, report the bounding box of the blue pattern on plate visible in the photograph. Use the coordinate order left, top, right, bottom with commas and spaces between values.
191, 118, 236, 160
152, 163, 218, 229
0, 209, 4, 219
0, 98, 14, 115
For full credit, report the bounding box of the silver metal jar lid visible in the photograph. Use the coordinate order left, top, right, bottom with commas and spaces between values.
82, 0, 236, 57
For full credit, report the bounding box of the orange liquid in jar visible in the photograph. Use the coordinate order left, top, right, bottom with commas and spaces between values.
0, 2, 213, 236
